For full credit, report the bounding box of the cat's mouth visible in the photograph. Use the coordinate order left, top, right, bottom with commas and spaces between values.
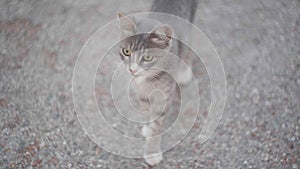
129, 69, 144, 77
129, 71, 140, 77
132, 72, 144, 77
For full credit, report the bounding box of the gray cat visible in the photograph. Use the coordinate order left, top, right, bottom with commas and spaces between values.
117, 0, 197, 166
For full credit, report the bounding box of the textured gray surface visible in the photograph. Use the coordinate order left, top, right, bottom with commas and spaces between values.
1, 0, 299, 168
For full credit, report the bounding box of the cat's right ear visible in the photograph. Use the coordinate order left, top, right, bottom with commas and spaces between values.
117, 12, 136, 37
149, 25, 173, 49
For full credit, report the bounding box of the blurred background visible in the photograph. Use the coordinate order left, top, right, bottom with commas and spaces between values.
1, 0, 299, 168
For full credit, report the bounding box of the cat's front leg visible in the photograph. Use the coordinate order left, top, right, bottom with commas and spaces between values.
138, 97, 150, 112
140, 80, 173, 166
143, 114, 165, 166
143, 151, 163, 167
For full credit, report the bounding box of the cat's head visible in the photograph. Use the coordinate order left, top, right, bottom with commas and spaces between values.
117, 12, 174, 77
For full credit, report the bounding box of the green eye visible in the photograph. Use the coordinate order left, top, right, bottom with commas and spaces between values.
121, 48, 131, 56
143, 55, 154, 62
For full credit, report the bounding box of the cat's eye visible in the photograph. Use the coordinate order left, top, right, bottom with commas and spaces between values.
143, 55, 154, 62
121, 48, 132, 56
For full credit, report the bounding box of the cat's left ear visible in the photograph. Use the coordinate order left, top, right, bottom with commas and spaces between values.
117, 12, 136, 38
149, 25, 173, 49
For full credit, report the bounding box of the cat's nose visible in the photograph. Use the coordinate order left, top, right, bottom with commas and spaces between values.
129, 68, 136, 75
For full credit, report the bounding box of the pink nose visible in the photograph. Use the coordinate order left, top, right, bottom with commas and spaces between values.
129, 69, 136, 74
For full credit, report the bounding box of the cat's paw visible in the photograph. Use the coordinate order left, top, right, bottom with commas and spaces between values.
144, 153, 163, 166
176, 67, 193, 85
142, 125, 152, 137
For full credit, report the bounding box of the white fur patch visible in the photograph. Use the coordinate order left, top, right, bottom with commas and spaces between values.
176, 67, 193, 85
144, 153, 163, 166
142, 125, 153, 137
134, 75, 146, 85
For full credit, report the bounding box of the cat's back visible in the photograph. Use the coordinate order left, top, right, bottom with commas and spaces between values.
151, 0, 198, 22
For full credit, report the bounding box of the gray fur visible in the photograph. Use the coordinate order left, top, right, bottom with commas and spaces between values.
151, 0, 198, 22
117, 0, 197, 165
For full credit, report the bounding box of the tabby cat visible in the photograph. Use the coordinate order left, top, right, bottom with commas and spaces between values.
117, 0, 197, 166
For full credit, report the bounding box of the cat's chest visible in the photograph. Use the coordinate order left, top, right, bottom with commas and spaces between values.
133, 75, 147, 86
132, 76, 172, 96
132, 76, 151, 93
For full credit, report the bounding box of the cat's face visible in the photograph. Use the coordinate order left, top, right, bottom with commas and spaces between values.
117, 13, 173, 77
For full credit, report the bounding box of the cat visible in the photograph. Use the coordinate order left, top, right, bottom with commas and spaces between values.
117, 0, 197, 166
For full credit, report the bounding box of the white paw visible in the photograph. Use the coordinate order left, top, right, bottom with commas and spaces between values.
142, 125, 152, 137
144, 153, 163, 166
176, 67, 193, 85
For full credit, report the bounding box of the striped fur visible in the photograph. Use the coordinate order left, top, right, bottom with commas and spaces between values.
117, 0, 197, 165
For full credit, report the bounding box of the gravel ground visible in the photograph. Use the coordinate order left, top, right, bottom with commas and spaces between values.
1, 0, 299, 168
